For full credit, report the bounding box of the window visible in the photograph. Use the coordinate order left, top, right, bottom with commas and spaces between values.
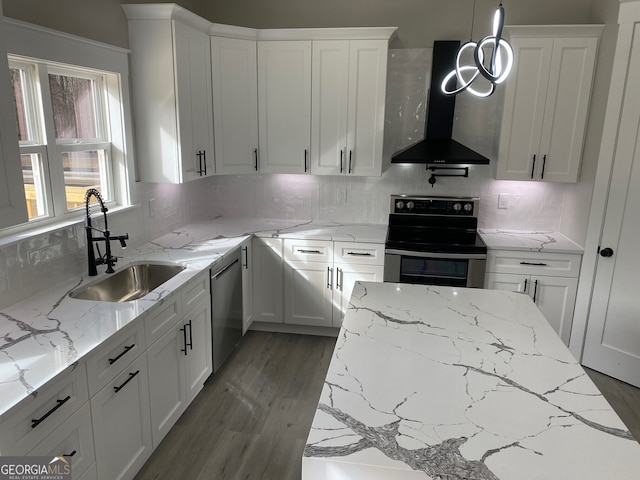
10, 58, 117, 222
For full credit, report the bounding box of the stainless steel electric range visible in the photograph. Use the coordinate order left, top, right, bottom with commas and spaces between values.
383, 195, 487, 288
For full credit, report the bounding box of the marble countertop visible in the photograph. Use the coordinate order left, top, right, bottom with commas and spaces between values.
479, 229, 584, 254
303, 282, 640, 480
0, 217, 385, 418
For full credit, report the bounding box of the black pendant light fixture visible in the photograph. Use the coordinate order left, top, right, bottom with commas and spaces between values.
441, 0, 514, 97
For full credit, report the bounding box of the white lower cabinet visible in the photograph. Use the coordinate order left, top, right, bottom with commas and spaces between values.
241, 238, 254, 333
484, 250, 582, 345
252, 237, 284, 323
27, 402, 95, 479
91, 353, 152, 480
182, 299, 213, 404
281, 239, 384, 328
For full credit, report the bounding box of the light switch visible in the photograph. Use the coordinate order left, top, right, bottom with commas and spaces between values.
498, 194, 509, 209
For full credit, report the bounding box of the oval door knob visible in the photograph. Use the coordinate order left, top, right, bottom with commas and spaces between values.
600, 247, 614, 257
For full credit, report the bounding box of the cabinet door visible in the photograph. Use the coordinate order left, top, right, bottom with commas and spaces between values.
311, 40, 349, 175
258, 41, 311, 174
241, 240, 254, 334
91, 354, 151, 480
252, 237, 284, 323
146, 323, 186, 448
538, 37, 598, 182
530, 275, 577, 345
484, 272, 530, 293
0, 6, 28, 229
174, 21, 214, 181
497, 37, 553, 181
183, 299, 213, 404
346, 40, 388, 176
335, 264, 384, 327
211, 37, 259, 174
284, 260, 333, 327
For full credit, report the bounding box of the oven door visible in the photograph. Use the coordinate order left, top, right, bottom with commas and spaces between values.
384, 250, 486, 288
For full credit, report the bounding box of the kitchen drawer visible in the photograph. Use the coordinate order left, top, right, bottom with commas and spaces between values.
333, 242, 385, 266
86, 321, 146, 396
0, 363, 89, 455
28, 402, 95, 479
284, 239, 332, 262
486, 250, 582, 277
144, 293, 182, 346
182, 270, 210, 313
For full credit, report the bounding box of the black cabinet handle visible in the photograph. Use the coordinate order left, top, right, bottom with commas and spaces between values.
187, 320, 193, 351
340, 149, 344, 173
336, 267, 343, 290
347, 252, 372, 257
63, 450, 77, 458
108, 344, 135, 365
520, 261, 548, 266
523, 278, 528, 293
348, 150, 353, 174
533, 280, 539, 303
114, 371, 139, 393
298, 249, 321, 254
541, 154, 547, 179
197, 151, 204, 176
31, 395, 71, 429
531, 154, 536, 179
599, 247, 614, 257
254, 148, 258, 171
203, 150, 207, 176
304, 149, 308, 172
327, 267, 333, 289
242, 246, 248, 269
181, 324, 188, 356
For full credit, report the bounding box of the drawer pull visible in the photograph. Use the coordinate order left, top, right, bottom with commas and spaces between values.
347, 252, 373, 257
298, 249, 321, 254
519, 261, 548, 266
31, 395, 71, 429
108, 344, 135, 365
114, 370, 140, 393
63, 450, 77, 458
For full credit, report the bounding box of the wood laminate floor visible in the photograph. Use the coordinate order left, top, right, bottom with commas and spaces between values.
134, 332, 640, 480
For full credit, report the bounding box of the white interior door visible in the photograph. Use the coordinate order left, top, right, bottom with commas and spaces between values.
581, 21, 640, 388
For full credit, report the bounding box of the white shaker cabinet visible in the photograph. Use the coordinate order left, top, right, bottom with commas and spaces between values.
484, 250, 582, 345
0, 1, 28, 229
123, 4, 214, 183
497, 26, 602, 182
311, 40, 389, 176
252, 237, 284, 323
258, 41, 312, 174
211, 36, 259, 174
91, 353, 152, 480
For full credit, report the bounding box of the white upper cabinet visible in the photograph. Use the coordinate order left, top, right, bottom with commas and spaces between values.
258, 41, 312, 174
0, 2, 28, 229
211, 36, 259, 175
123, 4, 214, 183
311, 39, 390, 176
497, 26, 602, 183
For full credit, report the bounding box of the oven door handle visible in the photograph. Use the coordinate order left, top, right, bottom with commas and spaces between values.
385, 249, 487, 260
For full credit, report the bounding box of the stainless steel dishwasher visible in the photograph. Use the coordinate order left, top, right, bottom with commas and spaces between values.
210, 248, 243, 372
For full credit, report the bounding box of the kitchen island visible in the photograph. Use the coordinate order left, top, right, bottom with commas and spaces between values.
303, 282, 640, 479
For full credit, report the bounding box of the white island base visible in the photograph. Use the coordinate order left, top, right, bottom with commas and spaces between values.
303, 282, 640, 480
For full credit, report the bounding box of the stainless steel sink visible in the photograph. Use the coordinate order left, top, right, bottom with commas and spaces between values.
70, 263, 186, 302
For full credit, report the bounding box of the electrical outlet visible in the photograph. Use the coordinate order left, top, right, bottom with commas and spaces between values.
337, 189, 347, 204
149, 198, 156, 217
498, 193, 509, 209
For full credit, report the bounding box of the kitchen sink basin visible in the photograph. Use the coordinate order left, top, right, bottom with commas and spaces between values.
70, 262, 186, 302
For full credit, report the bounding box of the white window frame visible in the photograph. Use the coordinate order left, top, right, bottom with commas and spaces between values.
1, 18, 136, 237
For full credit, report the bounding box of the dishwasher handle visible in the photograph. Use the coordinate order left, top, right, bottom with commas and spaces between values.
212, 258, 240, 279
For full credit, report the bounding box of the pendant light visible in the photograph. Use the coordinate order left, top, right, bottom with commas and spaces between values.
441, 1, 514, 98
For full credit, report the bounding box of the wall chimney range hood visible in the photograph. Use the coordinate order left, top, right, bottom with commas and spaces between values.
391, 41, 490, 165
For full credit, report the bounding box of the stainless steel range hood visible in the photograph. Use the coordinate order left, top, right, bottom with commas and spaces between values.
391, 41, 490, 165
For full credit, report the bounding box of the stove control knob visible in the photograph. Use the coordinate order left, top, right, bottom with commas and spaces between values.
463, 203, 473, 212
396, 201, 405, 211
453, 203, 462, 212
406, 201, 415, 210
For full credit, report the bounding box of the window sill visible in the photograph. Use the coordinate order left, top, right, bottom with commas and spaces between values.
0, 204, 138, 249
